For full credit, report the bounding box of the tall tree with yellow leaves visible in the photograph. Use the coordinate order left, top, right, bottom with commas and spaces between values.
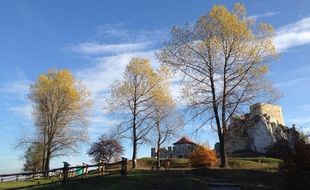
24, 69, 92, 173
150, 68, 183, 169
158, 3, 279, 167
107, 57, 164, 168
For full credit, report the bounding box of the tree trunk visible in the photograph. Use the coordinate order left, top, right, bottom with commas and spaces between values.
132, 111, 137, 168
156, 121, 161, 170
132, 85, 138, 169
156, 141, 161, 170
220, 52, 229, 168
41, 147, 46, 172
44, 149, 51, 176
42, 128, 47, 172
218, 132, 228, 168
132, 139, 137, 168
210, 75, 228, 168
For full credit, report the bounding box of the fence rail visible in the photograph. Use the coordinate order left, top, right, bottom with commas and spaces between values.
0, 157, 128, 183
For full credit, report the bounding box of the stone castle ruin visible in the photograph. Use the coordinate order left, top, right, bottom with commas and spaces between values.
151, 137, 197, 159
215, 103, 299, 155
249, 103, 285, 126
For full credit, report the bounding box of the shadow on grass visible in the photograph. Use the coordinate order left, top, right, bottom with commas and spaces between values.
6, 180, 61, 190
2, 169, 310, 190
14, 171, 210, 190
191, 168, 286, 190
191, 168, 310, 190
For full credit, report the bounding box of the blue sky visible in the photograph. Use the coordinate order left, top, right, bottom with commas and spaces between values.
1, 0, 310, 173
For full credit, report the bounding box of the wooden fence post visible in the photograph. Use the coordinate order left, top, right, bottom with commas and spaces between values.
98, 160, 102, 175
121, 157, 127, 176
98, 160, 106, 175
82, 163, 89, 177
62, 162, 70, 184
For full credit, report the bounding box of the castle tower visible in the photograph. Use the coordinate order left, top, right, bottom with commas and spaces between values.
250, 103, 285, 126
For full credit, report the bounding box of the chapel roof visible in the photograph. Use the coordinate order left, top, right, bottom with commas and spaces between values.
173, 136, 197, 145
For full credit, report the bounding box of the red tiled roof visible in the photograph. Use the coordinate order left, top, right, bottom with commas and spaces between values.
173, 137, 196, 145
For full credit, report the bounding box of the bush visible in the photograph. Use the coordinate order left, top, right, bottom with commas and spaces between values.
189, 145, 217, 168
278, 138, 310, 172
267, 140, 291, 159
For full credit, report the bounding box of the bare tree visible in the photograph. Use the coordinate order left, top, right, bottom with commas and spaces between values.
152, 108, 183, 169
157, 3, 279, 167
106, 57, 161, 168
149, 68, 184, 169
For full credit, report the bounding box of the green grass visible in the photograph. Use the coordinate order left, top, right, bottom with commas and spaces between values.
0, 171, 210, 190
228, 159, 279, 170
0, 178, 57, 190
228, 157, 281, 170
0, 169, 293, 190
0, 157, 289, 190
229, 157, 281, 164
138, 157, 280, 170
138, 157, 191, 168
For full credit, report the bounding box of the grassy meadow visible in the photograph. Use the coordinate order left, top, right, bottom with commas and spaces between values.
1, 157, 298, 190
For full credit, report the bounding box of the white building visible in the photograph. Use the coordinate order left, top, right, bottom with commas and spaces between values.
151, 137, 198, 159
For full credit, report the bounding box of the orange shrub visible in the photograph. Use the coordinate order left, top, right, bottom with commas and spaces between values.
189, 145, 217, 168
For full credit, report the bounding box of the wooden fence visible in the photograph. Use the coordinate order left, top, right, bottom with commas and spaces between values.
0, 157, 128, 184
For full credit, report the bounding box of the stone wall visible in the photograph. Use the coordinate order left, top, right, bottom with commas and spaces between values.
174, 144, 194, 158
151, 144, 196, 158
151, 147, 174, 158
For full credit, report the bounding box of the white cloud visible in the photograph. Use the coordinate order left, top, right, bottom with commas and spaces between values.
249, 11, 280, 19
75, 50, 158, 97
8, 103, 33, 121
274, 76, 310, 92
90, 116, 120, 126
94, 24, 167, 43
95, 23, 130, 40
0, 79, 33, 121
68, 23, 167, 56
70, 25, 171, 131
274, 17, 310, 52
69, 42, 153, 55
289, 116, 310, 125
0, 80, 31, 99
74, 50, 162, 128
287, 116, 310, 134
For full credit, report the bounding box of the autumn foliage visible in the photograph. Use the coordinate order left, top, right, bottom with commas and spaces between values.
189, 145, 217, 168
107, 57, 171, 169
158, 3, 278, 168
27, 69, 92, 172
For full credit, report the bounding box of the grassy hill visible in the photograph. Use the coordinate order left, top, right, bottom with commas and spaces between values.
136, 157, 191, 168
0, 170, 211, 190
0, 157, 287, 190
136, 156, 281, 170
0, 169, 287, 190
1, 156, 308, 190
